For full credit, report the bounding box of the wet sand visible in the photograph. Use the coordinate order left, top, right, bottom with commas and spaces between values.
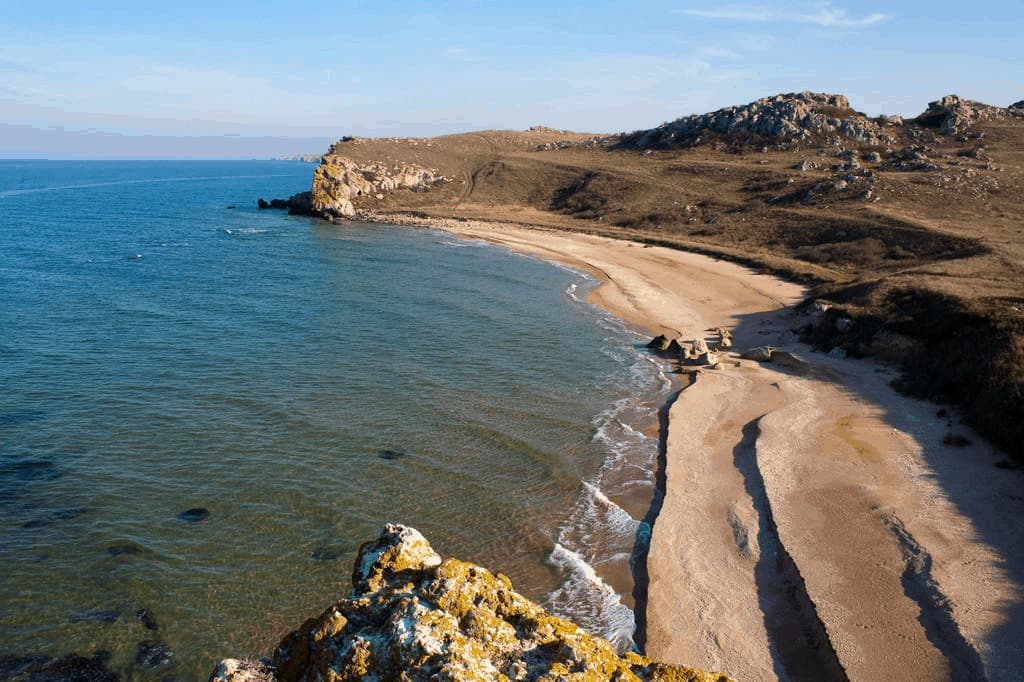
358, 214, 1024, 681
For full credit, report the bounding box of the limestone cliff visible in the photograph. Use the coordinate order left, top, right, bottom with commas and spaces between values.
210, 524, 732, 681
311, 155, 445, 218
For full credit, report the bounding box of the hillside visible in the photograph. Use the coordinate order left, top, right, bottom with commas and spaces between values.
304, 92, 1024, 457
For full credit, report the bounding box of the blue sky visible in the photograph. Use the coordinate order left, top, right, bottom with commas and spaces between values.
2, 1, 1021, 158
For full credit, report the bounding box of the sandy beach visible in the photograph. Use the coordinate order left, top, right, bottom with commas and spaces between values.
360, 213, 1024, 681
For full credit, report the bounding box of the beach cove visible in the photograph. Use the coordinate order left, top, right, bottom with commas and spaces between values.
351, 211, 1024, 681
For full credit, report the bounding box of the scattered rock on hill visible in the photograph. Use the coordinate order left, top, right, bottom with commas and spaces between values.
210, 523, 731, 681
622, 92, 895, 149
912, 94, 1010, 135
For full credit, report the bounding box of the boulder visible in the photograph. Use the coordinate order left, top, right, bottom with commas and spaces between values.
210, 524, 732, 681
646, 335, 671, 351
740, 346, 774, 362
286, 191, 313, 215
913, 94, 1008, 135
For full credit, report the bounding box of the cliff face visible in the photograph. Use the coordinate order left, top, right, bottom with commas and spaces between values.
311, 156, 445, 218
210, 524, 731, 682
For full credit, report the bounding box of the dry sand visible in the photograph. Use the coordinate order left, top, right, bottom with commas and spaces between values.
359, 214, 1024, 681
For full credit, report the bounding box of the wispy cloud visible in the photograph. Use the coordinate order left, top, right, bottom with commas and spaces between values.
677, 4, 888, 28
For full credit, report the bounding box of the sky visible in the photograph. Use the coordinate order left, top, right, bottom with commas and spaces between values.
1, 0, 1021, 158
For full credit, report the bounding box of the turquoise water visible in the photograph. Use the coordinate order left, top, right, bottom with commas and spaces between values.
0, 161, 670, 678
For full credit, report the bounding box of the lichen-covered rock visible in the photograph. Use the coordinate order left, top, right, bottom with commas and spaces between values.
311, 155, 445, 218
211, 524, 732, 682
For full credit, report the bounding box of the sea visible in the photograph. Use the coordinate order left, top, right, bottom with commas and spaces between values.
0, 160, 673, 678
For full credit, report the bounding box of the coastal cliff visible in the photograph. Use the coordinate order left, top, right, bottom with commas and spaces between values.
210, 525, 730, 681
311, 156, 446, 218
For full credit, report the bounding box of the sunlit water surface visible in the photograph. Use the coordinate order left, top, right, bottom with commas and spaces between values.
0, 160, 671, 678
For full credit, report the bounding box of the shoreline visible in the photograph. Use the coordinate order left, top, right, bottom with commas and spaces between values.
333, 210, 1024, 680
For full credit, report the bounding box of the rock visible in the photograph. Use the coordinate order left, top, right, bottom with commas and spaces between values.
885, 146, 939, 171
691, 338, 709, 355
666, 338, 685, 356
715, 327, 733, 349
211, 658, 276, 681
285, 191, 313, 216
136, 640, 173, 669
69, 609, 120, 624
646, 334, 671, 351
137, 608, 159, 631
210, 524, 731, 681
178, 508, 210, 523
863, 151, 882, 163
312, 154, 445, 219
828, 347, 848, 359
913, 94, 1009, 135
257, 192, 314, 215
740, 346, 774, 362
0, 652, 116, 681
795, 160, 818, 171
623, 92, 895, 149
697, 350, 718, 366
835, 317, 855, 333
107, 542, 144, 556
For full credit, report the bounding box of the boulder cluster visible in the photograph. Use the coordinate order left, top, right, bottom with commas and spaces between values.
258, 192, 314, 215
623, 92, 896, 149
210, 524, 730, 682
312, 157, 446, 218
912, 94, 1012, 135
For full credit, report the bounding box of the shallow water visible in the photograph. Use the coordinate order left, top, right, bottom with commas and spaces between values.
0, 160, 671, 677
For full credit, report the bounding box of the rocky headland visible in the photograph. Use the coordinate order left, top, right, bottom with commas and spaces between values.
210, 525, 729, 682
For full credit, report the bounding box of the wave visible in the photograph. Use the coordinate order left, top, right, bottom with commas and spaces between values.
542, 296, 674, 652
547, 543, 637, 654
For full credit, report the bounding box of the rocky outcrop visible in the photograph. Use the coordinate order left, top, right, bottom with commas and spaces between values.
913, 94, 1009, 135
211, 524, 731, 682
257, 192, 314, 215
622, 92, 895, 148
311, 155, 445, 218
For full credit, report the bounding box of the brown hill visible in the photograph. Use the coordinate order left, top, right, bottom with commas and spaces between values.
306, 93, 1024, 457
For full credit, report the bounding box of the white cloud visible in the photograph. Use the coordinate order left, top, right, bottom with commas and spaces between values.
803, 7, 887, 27
677, 4, 888, 28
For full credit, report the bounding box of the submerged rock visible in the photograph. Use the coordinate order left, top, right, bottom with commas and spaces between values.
178, 508, 210, 523
210, 524, 731, 681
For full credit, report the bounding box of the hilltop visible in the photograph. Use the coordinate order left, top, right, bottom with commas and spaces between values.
301, 92, 1024, 457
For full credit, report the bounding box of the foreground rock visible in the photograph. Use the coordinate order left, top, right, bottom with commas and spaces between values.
211, 524, 730, 681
